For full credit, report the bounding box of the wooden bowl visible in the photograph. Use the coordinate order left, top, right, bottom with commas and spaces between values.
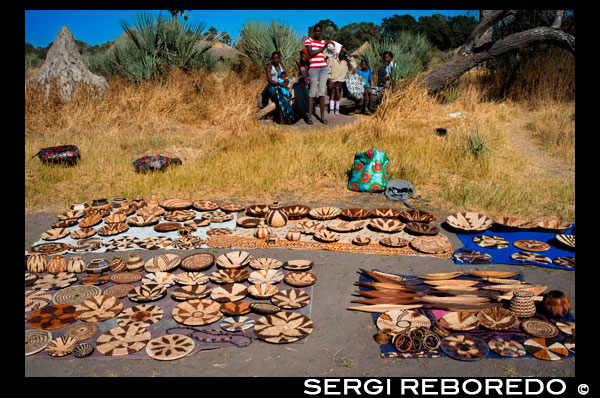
405, 222, 439, 235
340, 208, 371, 220
369, 208, 401, 219
309, 206, 341, 220
398, 209, 436, 223
281, 205, 311, 220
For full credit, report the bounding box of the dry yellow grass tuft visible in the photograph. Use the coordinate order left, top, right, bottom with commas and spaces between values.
25, 67, 574, 220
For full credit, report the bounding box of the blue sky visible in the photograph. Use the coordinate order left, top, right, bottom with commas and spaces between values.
25, 10, 476, 48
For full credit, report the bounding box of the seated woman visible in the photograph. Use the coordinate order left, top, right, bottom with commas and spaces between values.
265, 51, 294, 124
356, 60, 375, 115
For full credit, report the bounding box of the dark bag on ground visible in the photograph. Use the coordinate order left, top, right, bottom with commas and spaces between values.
384, 179, 420, 209
133, 155, 182, 173
33, 145, 80, 165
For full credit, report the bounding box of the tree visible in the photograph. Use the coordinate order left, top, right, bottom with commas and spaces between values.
417, 14, 452, 50
204, 26, 219, 40
420, 10, 575, 94
168, 10, 189, 20
447, 15, 478, 49
334, 22, 381, 52
381, 14, 417, 41
220, 32, 232, 45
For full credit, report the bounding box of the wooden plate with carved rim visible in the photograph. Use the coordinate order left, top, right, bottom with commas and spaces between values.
146, 334, 195, 361
477, 307, 517, 330
209, 269, 250, 284
294, 220, 326, 235
521, 319, 559, 338
172, 299, 223, 326
52, 218, 78, 228
192, 200, 219, 211
555, 234, 575, 249
236, 216, 262, 228
180, 252, 215, 271
245, 204, 270, 217
159, 198, 192, 210
511, 252, 552, 264
41, 228, 70, 241
174, 272, 209, 285
513, 240, 551, 252
379, 236, 409, 248
404, 222, 439, 236
410, 235, 453, 254
398, 209, 436, 223
446, 212, 493, 232
58, 210, 85, 220
340, 208, 371, 220
369, 208, 401, 219
454, 250, 493, 264
128, 283, 167, 303
537, 219, 572, 232
210, 283, 248, 303
70, 228, 97, 239
163, 210, 196, 222
170, 285, 212, 301
247, 283, 279, 299
369, 218, 405, 233
216, 251, 252, 269
284, 271, 317, 287
282, 260, 314, 271
104, 213, 126, 224
254, 311, 314, 344
437, 311, 480, 331
270, 288, 310, 309
154, 222, 182, 232
249, 257, 283, 270
309, 206, 341, 220
98, 223, 129, 236
220, 301, 251, 316
78, 214, 103, 228
493, 216, 538, 230
248, 269, 285, 285
553, 257, 575, 268
327, 220, 367, 233
282, 205, 311, 220
220, 316, 255, 332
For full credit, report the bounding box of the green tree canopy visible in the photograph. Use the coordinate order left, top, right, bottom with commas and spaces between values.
417, 14, 452, 50
334, 22, 381, 52
381, 14, 417, 41
447, 15, 478, 48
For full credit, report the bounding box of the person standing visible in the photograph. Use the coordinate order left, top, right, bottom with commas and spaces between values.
327, 45, 350, 115
304, 24, 332, 124
356, 60, 375, 115
378, 51, 396, 87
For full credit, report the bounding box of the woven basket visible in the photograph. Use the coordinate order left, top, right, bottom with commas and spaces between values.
509, 290, 536, 318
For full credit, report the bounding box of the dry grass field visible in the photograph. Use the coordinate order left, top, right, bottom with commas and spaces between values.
25, 57, 574, 221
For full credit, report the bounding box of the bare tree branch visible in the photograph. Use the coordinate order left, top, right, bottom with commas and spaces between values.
460, 10, 516, 54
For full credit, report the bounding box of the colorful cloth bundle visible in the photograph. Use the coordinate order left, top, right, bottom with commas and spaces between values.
347, 146, 390, 193
33, 145, 80, 165
132, 155, 182, 173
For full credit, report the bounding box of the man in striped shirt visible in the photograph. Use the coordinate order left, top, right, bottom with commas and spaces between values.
304, 24, 333, 124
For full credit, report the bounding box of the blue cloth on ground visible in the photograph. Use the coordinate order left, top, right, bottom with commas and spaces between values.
452, 224, 575, 271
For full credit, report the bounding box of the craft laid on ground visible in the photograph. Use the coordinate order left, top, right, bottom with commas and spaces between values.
437, 311, 480, 331
192, 200, 219, 211
488, 338, 527, 357
27, 304, 78, 330
314, 229, 341, 243
25, 272, 37, 287
210, 269, 249, 284
537, 219, 572, 232
73, 343, 95, 358
370, 208, 401, 219
282, 260, 314, 271
282, 205, 311, 219
53, 285, 102, 306
171, 285, 212, 301
137, 236, 173, 250
69, 228, 97, 240
117, 304, 164, 328
78, 214, 102, 228
216, 251, 252, 269
327, 220, 367, 233
309, 206, 341, 220
418, 272, 464, 280
27, 242, 69, 255
210, 283, 248, 303
284, 271, 317, 287
137, 206, 165, 218
440, 335, 489, 361
220, 301, 251, 316
40, 228, 70, 241
295, 220, 326, 235
249, 257, 283, 270
159, 199, 193, 210
404, 222, 439, 236
524, 338, 568, 361
79, 274, 110, 286
220, 316, 255, 332
470, 270, 522, 279
237, 216, 262, 228
64, 322, 100, 341
556, 321, 575, 336
25, 329, 53, 356
410, 235, 453, 254
180, 253, 215, 272
164, 210, 196, 222
154, 222, 182, 232
96, 325, 152, 356
47, 255, 68, 274
376, 310, 431, 333
127, 215, 159, 227
477, 307, 517, 330
110, 272, 142, 284
220, 202, 246, 213
27, 254, 48, 273
184, 218, 211, 229
104, 213, 126, 224
564, 336, 575, 354
146, 334, 195, 361
542, 290, 570, 319
32, 272, 78, 291
472, 235, 509, 249
555, 234, 575, 249
206, 227, 233, 236
25, 290, 52, 311
59, 210, 85, 220
369, 218, 405, 233
85, 258, 109, 274
172, 299, 223, 325
453, 250, 492, 264
247, 283, 279, 299
264, 202, 288, 227
352, 236, 371, 246
246, 204, 270, 217
143, 272, 176, 287
103, 284, 135, 299
144, 254, 181, 273
513, 240, 551, 252
128, 283, 167, 303
398, 209, 436, 223
493, 216, 537, 230
105, 236, 141, 251
254, 311, 314, 344
249, 269, 285, 285
45, 336, 78, 357
69, 238, 104, 253
74, 295, 123, 323
511, 252, 552, 264
521, 319, 559, 338
126, 255, 144, 271
379, 236, 409, 248
206, 235, 237, 248
446, 212, 493, 232
509, 289, 537, 318
270, 288, 310, 309
52, 219, 78, 228
98, 223, 129, 236
341, 208, 371, 220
